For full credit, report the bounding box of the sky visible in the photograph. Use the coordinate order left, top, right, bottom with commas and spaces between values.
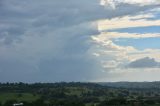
0, 0, 160, 82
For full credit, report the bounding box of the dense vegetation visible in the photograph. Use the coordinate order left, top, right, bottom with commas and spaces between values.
1, 82, 160, 106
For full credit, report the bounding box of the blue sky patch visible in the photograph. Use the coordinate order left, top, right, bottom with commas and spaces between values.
113, 37, 160, 50
109, 26, 160, 33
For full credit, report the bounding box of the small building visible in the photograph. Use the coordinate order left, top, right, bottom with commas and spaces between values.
13, 103, 23, 106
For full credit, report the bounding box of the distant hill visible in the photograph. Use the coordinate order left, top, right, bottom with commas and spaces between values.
98, 82, 160, 89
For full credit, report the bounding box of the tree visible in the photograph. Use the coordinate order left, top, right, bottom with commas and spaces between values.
145, 99, 155, 105
99, 98, 127, 106
31, 99, 46, 106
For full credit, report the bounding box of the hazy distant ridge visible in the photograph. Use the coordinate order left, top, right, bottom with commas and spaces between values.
98, 82, 160, 89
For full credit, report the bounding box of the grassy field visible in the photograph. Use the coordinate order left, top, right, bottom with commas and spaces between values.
66, 87, 92, 96
0, 93, 40, 104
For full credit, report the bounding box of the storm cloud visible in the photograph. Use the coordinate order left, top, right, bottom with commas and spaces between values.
0, 0, 159, 82
127, 57, 160, 68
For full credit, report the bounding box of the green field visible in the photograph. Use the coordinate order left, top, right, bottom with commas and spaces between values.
0, 93, 40, 104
